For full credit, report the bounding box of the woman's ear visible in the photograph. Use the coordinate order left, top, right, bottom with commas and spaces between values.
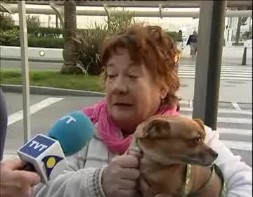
160, 84, 169, 100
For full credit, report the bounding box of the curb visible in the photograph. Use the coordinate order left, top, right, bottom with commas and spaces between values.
0, 84, 106, 97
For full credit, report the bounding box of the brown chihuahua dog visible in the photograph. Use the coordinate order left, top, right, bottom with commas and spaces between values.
130, 115, 225, 197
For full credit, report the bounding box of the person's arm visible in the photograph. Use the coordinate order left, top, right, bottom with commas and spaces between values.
186, 35, 191, 45
34, 144, 107, 197
0, 159, 41, 197
205, 126, 252, 197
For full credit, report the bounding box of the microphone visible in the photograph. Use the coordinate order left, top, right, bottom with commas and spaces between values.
17, 111, 94, 183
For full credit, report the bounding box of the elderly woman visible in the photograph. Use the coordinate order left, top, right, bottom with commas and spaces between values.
35, 24, 251, 197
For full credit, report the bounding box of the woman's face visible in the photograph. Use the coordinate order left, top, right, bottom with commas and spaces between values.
105, 48, 167, 133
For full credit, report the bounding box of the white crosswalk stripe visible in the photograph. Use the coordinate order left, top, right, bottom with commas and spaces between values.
180, 106, 252, 152
178, 65, 252, 81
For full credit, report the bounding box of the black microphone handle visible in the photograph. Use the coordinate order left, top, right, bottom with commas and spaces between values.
22, 162, 36, 172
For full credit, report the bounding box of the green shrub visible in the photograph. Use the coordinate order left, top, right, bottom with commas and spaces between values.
0, 30, 64, 48
26, 15, 41, 28
106, 9, 135, 34
165, 31, 183, 42
76, 24, 108, 75
0, 29, 20, 46
75, 10, 135, 75
28, 37, 64, 48
28, 27, 63, 38
1, 25, 63, 38
0, 13, 15, 30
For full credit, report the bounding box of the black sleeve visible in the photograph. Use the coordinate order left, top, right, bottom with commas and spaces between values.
0, 89, 8, 161
186, 35, 192, 45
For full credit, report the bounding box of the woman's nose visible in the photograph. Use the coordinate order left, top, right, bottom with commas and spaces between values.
112, 76, 128, 94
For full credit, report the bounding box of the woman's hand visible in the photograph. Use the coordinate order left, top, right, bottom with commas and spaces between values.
102, 154, 140, 197
0, 159, 41, 197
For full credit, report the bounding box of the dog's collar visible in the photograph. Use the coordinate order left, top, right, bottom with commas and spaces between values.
183, 164, 193, 196
183, 164, 216, 196
183, 164, 217, 196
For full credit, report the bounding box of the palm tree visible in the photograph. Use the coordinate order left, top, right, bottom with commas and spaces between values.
234, 6, 250, 45
61, 0, 80, 74
235, 16, 248, 45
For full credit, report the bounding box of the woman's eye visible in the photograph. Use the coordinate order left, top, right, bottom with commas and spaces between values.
128, 75, 138, 79
107, 74, 116, 79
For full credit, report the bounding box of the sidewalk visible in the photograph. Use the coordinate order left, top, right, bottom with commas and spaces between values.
179, 45, 252, 66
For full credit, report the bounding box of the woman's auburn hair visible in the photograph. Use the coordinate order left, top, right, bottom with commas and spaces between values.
100, 23, 180, 108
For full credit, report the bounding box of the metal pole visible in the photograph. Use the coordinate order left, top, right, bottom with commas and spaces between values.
18, 1, 31, 142
192, 1, 227, 130
242, 47, 247, 65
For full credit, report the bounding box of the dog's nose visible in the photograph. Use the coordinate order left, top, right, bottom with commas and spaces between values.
211, 150, 218, 158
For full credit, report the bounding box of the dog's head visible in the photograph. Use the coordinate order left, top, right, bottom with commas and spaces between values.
135, 115, 218, 166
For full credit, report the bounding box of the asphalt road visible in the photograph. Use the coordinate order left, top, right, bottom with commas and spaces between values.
3, 92, 252, 166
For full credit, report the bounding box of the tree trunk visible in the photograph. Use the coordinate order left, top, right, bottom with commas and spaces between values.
61, 0, 81, 74
235, 17, 242, 45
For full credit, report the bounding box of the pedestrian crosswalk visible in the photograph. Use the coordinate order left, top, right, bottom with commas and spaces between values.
179, 101, 252, 152
178, 65, 252, 81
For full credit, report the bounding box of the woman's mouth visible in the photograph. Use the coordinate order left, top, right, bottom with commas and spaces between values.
114, 103, 133, 107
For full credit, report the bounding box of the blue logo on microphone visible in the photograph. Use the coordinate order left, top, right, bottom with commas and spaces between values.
19, 134, 56, 158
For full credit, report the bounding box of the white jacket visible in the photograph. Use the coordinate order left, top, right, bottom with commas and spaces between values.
34, 125, 252, 197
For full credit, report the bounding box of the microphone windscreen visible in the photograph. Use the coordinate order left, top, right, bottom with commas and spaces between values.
48, 111, 94, 156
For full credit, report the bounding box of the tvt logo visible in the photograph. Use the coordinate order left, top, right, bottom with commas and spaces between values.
60, 115, 76, 124
19, 134, 56, 158
29, 140, 48, 152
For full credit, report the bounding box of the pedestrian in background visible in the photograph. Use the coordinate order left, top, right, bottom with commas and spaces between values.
186, 31, 198, 57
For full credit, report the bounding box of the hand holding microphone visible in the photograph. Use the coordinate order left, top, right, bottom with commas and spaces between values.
0, 90, 41, 197
17, 111, 94, 183
0, 159, 41, 197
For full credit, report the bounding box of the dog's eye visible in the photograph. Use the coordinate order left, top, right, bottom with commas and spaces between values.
194, 136, 202, 144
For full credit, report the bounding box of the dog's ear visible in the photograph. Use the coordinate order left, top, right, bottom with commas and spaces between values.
142, 119, 171, 138
193, 119, 205, 130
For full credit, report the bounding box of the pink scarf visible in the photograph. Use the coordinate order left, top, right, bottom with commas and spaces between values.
82, 100, 180, 155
